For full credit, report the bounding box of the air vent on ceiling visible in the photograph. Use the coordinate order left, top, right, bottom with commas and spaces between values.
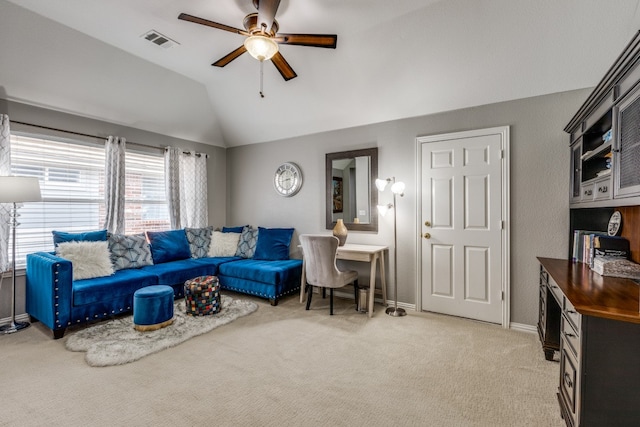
141, 30, 179, 49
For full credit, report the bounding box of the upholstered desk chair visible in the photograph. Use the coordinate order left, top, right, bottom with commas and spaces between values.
299, 234, 358, 315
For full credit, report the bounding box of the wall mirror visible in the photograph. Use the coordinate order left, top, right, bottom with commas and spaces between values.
326, 147, 378, 232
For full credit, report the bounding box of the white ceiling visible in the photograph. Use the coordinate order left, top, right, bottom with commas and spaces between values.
2, 0, 640, 147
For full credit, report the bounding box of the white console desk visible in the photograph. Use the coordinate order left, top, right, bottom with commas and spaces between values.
299, 243, 388, 317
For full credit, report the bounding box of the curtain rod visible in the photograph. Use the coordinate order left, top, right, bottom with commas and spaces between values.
10, 120, 207, 157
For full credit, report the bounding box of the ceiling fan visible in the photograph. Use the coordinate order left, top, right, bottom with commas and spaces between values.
178, 0, 338, 82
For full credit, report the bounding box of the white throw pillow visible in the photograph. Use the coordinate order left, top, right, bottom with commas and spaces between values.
208, 231, 241, 257
56, 241, 115, 281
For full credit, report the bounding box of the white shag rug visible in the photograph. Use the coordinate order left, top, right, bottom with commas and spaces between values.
65, 295, 258, 367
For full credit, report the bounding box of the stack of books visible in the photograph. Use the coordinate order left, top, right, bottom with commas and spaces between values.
572, 231, 631, 268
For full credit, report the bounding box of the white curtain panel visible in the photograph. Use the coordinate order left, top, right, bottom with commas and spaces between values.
0, 115, 11, 272
179, 152, 208, 228
164, 147, 208, 229
103, 136, 126, 234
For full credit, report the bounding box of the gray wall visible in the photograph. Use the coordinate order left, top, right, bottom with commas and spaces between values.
0, 99, 227, 323
1, 89, 591, 327
227, 89, 591, 326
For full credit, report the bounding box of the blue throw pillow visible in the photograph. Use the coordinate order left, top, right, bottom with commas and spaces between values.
222, 225, 247, 233
253, 227, 294, 261
52, 229, 108, 247
146, 229, 191, 264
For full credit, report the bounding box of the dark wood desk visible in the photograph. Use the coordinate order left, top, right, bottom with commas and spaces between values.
537, 257, 640, 427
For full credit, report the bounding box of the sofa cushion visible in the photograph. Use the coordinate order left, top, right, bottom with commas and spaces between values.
185, 226, 213, 259
218, 259, 303, 285
146, 229, 191, 264
208, 231, 241, 257
236, 226, 259, 258
52, 229, 107, 246
108, 233, 154, 270
56, 241, 114, 281
141, 257, 232, 286
73, 268, 157, 306
253, 227, 294, 261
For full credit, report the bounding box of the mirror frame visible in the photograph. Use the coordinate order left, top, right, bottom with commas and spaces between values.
325, 147, 378, 232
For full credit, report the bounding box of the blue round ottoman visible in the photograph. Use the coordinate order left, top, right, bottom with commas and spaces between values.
133, 285, 174, 332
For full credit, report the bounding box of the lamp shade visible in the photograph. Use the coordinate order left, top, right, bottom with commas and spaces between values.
0, 176, 42, 203
391, 181, 406, 196
375, 178, 389, 192
244, 35, 279, 61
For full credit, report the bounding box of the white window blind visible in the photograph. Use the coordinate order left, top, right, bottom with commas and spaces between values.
124, 150, 170, 234
9, 133, 170, 267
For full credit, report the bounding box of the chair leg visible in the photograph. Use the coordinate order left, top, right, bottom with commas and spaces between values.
353, 280, 358, 310
330, 288, 334, 315
322, 287, 326, 299
306, 284, 313, 310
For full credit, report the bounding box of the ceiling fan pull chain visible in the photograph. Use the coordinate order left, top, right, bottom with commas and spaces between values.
259, 60, 265, 98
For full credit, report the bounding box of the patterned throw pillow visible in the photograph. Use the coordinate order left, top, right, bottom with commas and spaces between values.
235, 226, 259, 258
208, 231, 241, 257
185, 226, 213, 259
108, 233, 154, 271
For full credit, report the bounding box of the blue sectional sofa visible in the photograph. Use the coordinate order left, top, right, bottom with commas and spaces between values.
26, 226, 302, 339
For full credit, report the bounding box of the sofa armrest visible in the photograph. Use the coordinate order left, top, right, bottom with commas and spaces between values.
26, 252, 73, 332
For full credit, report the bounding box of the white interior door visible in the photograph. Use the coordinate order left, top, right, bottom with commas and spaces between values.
417, 127, 509, 325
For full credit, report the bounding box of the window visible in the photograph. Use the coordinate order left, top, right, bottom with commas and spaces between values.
9, 133, 170, 267
124, 150, 170, 234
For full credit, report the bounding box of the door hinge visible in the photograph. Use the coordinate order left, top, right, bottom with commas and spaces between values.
501, 291, 505, 301
501, 220, 505, 230
500, 149, 504, 159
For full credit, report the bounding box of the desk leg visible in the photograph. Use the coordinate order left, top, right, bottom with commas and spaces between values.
368, 254, 378, 318
379, 251, 387, 306
300, 259, 307, 303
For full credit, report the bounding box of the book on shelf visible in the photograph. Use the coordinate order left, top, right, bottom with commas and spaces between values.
592, 256, 640, 280
593, 235, 630, 251
572, 230, 607, 265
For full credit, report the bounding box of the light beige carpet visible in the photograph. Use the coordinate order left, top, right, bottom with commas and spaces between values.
0, 292, 563, 427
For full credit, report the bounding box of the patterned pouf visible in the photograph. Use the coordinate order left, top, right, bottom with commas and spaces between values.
133, 285, 174, 332
184, 275, 221, 316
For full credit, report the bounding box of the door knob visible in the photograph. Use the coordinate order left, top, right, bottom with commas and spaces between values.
423, 233, 431, 239
424, 221, 431, 227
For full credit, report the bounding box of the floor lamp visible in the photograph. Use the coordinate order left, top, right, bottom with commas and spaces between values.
376, 177, 406, 317
0, 176, 42, 334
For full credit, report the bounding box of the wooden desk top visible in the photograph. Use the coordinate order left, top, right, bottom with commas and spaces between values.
538, 257, 640, 324
337, 243, 388, 254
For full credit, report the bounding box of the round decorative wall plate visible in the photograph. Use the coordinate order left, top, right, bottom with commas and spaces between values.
607, 210, 622, 236
273, 162, 302, 197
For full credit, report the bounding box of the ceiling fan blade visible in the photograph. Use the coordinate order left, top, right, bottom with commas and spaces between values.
257, 0, 281, 34
277, 33, 337, 49
212, 45, 247, 67
271, 51, 297, 81
178, 13, 249, 36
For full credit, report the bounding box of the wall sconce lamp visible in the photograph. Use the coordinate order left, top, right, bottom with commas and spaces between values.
376, 176, 406, 317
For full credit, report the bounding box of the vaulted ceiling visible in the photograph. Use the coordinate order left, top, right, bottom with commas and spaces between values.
2, 0, 640, 147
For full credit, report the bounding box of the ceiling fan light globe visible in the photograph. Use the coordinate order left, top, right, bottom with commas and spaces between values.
244, 35, 279, 61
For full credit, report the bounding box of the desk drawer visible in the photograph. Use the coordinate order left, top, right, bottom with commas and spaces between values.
561, 315, 580, 359
559, 342, 579, 427
548, 276, 563, 305
564, 298, 581, 332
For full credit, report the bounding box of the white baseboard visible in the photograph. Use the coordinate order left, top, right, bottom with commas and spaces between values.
509, 322, 537, 334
